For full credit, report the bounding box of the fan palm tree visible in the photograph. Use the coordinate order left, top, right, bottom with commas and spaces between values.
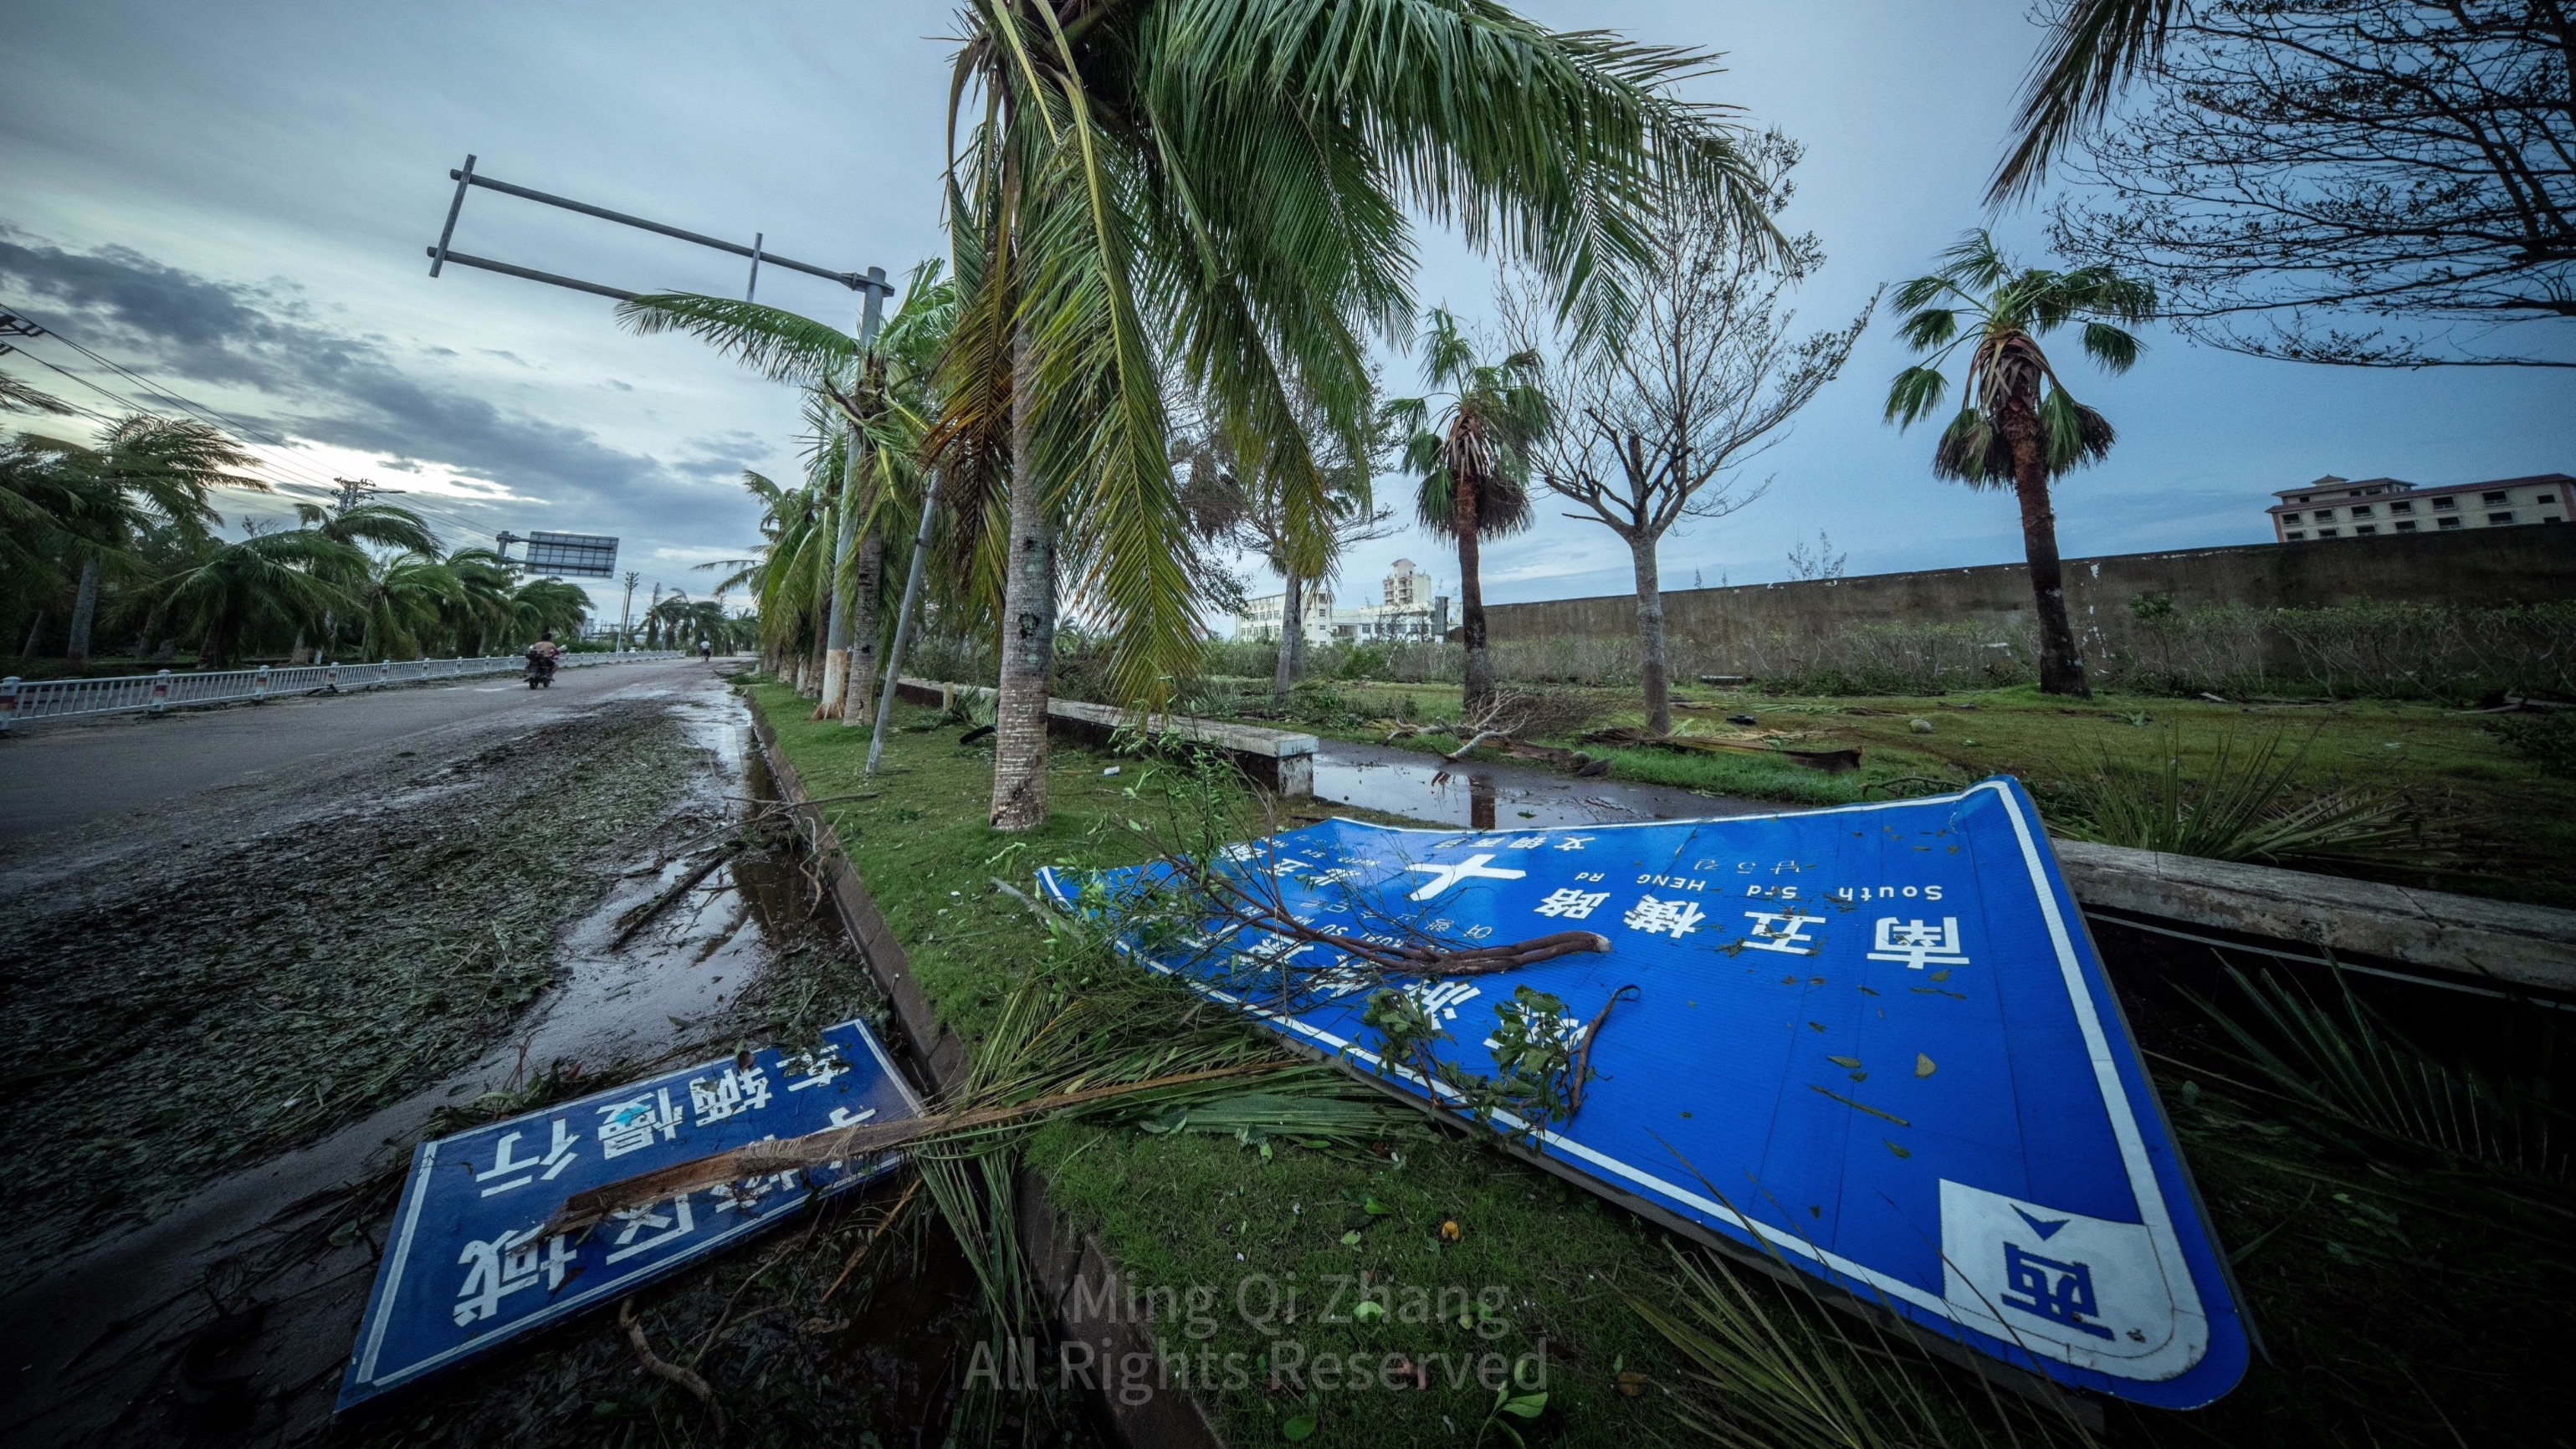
1387, 310, 1550, 713
157, 528, 365, 668
1885, 232, 2153, 699
935, 0, 1774, 831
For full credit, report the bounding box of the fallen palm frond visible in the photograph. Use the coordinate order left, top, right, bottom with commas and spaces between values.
1583, 724, 1863, 772
2194, 964, 2570, 1188
2055, 726, 2413, 864
1629, 1243, 2094, 1449
552, 1057, 1306, 1231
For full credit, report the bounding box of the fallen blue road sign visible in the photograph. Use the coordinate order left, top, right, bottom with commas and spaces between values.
1040, 778, 2249, 1409
339, 1019, 920, 1411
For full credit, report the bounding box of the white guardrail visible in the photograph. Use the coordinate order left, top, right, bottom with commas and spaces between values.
0, 652, 689, 734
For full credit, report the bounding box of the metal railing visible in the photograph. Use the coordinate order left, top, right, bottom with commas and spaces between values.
0, 652, 689, 734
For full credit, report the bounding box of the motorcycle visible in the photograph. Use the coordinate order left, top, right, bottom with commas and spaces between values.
525, 650, 558, 689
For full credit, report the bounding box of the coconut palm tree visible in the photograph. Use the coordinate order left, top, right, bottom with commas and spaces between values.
508, 577, 591, 647
156, 527, 365, 668
355, 553, 464, 660
617, 262, 955, 724
1885, 231, 2153, 699
1387, 310, 1550, 713
935, 0, 1777, 831
294, 494, 440, 661
1988, 0, 2179, 203
439, 546, 519, 656
9, 417, 264, 666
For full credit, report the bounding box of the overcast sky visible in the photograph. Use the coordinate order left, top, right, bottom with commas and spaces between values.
4, 0, 2569, 628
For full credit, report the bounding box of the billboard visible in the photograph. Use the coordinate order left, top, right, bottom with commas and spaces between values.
520, 531, 618, 577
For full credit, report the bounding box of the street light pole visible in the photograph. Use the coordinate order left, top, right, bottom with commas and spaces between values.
817, 267, 889, 721
618, 571, 639, 655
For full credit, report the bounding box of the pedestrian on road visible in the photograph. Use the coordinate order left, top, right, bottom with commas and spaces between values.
699, 640, 712, 663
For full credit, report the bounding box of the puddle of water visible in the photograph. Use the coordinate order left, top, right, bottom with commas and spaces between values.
0, 680, 981, 1449
1313, 738, 1767, 829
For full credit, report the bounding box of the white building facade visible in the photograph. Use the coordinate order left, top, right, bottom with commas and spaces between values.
1235, 560, 1447, 644
2269, 474, 2569, 542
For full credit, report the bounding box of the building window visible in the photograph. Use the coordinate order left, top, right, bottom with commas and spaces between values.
2489, 511, 2515, 525
2395, 520, 2418, 532
2356, 525, 2379, 535
2439, 516, 2463, 529
2389, 500, 2414, 513
2282, 511, 2301, 523
2350, 504, 2374, 517
2547, 516, 2563, 525
2483, 491, 2508, 504
2540, 493, 2558, 504
2313, 507, 2335, 520
2285, 530, 2307, 540
2433, 496, 2457, 509
2317, 527, 2340, 537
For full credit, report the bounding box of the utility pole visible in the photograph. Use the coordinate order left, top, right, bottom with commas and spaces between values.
646, 581, 661, 651
618, 571, 639, 655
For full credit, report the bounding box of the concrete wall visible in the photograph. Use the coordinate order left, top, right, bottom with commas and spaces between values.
1480, 526, 2574, 675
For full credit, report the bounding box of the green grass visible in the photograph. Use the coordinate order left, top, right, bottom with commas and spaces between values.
746, 678, 2574, 1449
1212, 678, 2576, 909
747, 681, 1693, 1446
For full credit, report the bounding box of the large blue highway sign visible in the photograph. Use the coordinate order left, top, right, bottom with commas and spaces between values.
1042, 778, 2248, 1410
339, 1019, 919, 1411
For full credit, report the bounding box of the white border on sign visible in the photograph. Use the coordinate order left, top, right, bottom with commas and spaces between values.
347, 1021, 921, 1396
1049, 780, 2211, 1383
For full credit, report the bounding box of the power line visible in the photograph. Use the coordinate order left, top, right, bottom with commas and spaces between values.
0, 307, 520, 552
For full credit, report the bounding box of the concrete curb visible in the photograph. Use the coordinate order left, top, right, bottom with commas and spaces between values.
745, 696, 1231, 1449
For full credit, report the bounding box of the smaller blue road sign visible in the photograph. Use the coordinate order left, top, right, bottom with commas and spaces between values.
1040, 778, 2249, 1410
339, 1019, 919, 1411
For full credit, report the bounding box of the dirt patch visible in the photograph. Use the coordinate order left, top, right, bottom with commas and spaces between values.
0, 702, 709, 1282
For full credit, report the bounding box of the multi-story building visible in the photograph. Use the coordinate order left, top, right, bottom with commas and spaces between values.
1235, 561, 1447, 643
2269, 474, 2570, 542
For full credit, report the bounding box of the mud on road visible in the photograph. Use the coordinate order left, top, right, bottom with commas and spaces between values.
0, 678, 1008, 1449
0, 700, 707, 1270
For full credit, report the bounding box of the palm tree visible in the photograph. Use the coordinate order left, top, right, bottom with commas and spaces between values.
157, 527, 365, 668
355, 553, 463, 660
1387, 310, 1550, 713
294, 493, 440, 661
10, 418, 264, 666
439, 546, 519, 656
934, 1, 1777, 831
509, 577, 591, 647
617, 263, 955, 724
1988, 0, 2179, 203
1885, 232, 2153, 699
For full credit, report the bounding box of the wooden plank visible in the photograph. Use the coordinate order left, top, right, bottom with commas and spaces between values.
2055, 838, 2576, 994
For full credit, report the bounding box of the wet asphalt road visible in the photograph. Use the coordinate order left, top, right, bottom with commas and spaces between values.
0, 658, 720, 847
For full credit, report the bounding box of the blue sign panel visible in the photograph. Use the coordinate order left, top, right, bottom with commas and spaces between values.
339, 1019, 919, 1411
1041, 779, 2247, 1409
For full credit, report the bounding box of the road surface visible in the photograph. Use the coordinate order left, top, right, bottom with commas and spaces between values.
0, 658, 717, 847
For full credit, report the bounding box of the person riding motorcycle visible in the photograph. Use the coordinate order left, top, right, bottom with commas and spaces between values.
525, 632, 562, 689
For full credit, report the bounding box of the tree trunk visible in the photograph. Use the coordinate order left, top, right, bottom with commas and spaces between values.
991, 330, 1056, 832
2004, 412, 2090, 699
1272, 570, 1303, 696
21, 610, 47, 659
840, 528, 885, 727
66, 560, 100, 667
1629, 532, 1672, 735
822, 446, 867, 719
1457, 483, 1493, 712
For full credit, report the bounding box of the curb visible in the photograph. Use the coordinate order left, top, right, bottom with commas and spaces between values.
745, 697, 1231, 1449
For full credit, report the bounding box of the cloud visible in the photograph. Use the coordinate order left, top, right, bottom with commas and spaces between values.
0, 233, 749, 540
